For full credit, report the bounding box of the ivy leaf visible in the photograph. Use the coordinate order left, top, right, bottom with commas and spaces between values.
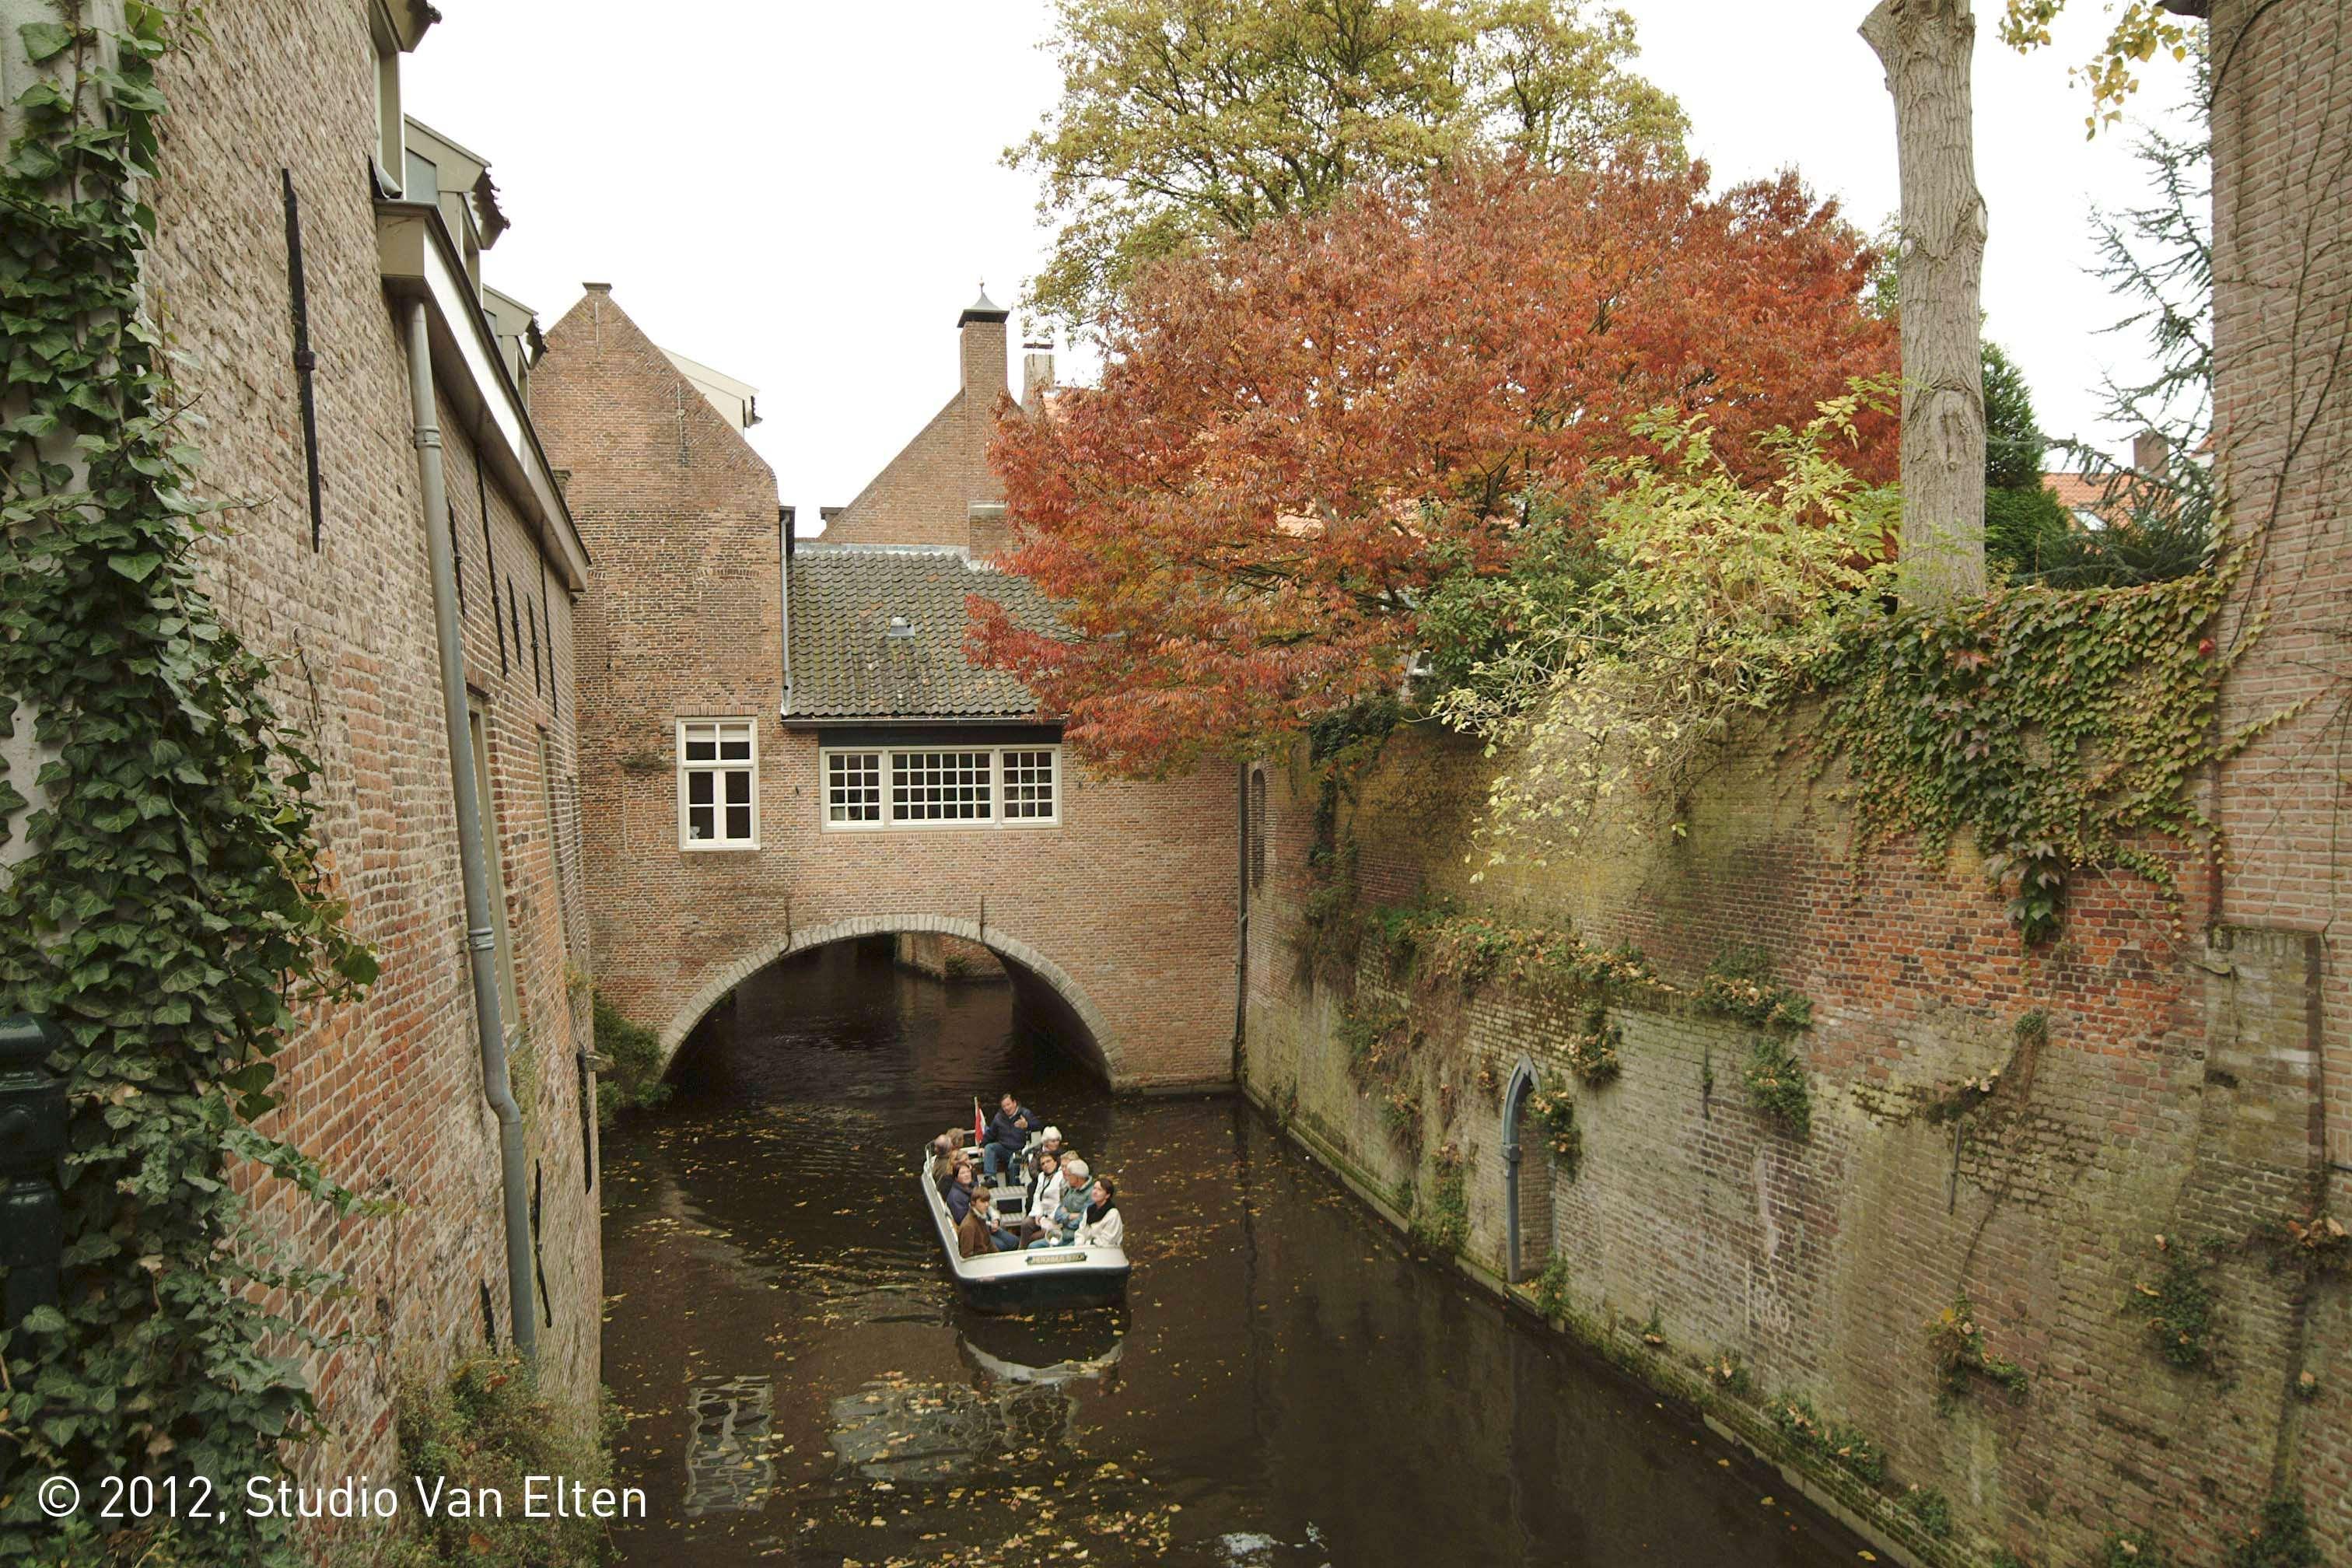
19, 21, 75, 62
107, 551, 163, 582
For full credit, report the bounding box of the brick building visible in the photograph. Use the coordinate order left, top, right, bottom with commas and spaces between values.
533, 291, 1237, 1090
1, 0, 605, 1470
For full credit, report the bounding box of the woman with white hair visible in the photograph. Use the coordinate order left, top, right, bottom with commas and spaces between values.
1025, 1156, 1091, 1248
1022, 1125, 1066, 1185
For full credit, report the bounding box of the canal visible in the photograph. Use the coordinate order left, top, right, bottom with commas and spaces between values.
600, 941, 1870, 1566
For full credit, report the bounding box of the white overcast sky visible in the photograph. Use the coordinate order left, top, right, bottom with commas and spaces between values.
403, 2, 2200, 534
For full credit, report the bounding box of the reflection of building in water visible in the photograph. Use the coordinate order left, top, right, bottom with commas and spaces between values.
682, 1376, 777, 1516
828, 1318, 1125, 1481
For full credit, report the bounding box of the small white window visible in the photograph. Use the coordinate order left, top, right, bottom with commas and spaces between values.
1003, 749, 1058, 821
678, 719, 757, 849
826, 751, 882, 825
892, 750, 994, 823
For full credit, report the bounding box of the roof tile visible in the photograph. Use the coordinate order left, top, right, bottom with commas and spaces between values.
787, 545, 1054, 720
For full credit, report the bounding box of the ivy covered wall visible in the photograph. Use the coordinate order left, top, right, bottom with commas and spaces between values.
1241, 716, 2338, 1568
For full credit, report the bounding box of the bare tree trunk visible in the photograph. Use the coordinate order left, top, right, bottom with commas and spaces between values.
1863, 0, 1988, 606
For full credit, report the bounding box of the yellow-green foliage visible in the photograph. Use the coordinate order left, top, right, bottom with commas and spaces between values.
1433, 393, 1898, 868
590, 989, 670, 1125
390, 1357, 614, 1568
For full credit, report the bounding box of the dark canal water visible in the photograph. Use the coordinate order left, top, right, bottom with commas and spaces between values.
600, 941, 1867, 1567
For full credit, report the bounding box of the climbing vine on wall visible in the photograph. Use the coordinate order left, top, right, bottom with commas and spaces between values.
0, 9, 374, 1563
1815, 569, 2258, 944
2135, 1236, 2219, 1372
1927, 1294, 2030, 1409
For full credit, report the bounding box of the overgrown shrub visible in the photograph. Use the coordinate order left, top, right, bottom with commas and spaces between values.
1533, 1257, 1573, 1321
2135, 1239, 2216, 1372
2225, 1497, 2322, 1568
1702, 1350, 1752, 1398
1742, 1038, 1812, 1139
1412, 1146, 1470, 1255
393, 1356, 616, 1568
1928, 1294, 2030, 1407
1696, 946, 1813, 1031
1563, 1000, 1623, 1084
591, 989, 670, 1125
1525, 1076, 1583, 1179
1900, 1485, 1955, 1540
1770, 1397, 1885, 1486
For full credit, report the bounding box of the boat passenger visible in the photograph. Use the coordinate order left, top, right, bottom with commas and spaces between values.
928, 1132, 961, 1190
1076, 1177, 1123, 1250
1018, 1150, 1065, 1241
1026, 1157, 1090, 1248
935, 1157, 962, 1202
957, 1186, 1019, 1257
983, 1093, 1040, 1179
946, 1162, 979, 1226
1022, 1126, 1066, 1185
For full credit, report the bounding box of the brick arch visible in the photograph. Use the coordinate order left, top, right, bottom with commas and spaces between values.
653, 914, 1125, 1083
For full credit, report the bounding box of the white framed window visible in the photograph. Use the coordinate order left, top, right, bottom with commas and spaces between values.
825, 751, 882, 825
678, 719, 758, 849
820, 745, 1061, 830
1003, 749, 1057, 820
893, 749, 994, 823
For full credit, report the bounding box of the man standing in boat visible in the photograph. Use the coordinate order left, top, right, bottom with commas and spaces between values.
981, 1091, 1040, 1180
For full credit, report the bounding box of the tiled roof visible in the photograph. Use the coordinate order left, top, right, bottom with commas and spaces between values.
786, 545, 1055, 720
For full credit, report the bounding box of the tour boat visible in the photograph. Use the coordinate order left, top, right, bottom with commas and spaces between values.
919, 1142, 1130, 1313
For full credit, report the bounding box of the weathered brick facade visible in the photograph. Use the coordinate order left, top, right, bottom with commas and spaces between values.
1240, 11, 2350, 1561
110, 0, 603, 1473
532, 291, 1238, 1090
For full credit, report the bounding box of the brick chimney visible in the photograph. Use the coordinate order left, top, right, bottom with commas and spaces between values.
958, 289, 1010, 404
1022, 338, 1055, 411
2133, 428, 2171, 478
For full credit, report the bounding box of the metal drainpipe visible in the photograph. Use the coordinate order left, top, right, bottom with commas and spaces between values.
778, 506, 793, 716
1232, 761, 1249, 1076
404, 301, 538, 1363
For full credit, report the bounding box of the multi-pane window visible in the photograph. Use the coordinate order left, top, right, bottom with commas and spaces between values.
1003, 750, 1057, 820
892, 751, 994, 822
820, 746, 1060, 830
678, 719, 757, 849
826, 751, 882, 824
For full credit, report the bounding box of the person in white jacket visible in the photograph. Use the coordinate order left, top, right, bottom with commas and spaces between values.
1026, 1157, 1090, 1248
1075, 1175, 1123, 1250
1020, 1150, 1067, 1240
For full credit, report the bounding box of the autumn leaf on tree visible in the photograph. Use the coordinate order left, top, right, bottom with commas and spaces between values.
973, 157, 1898, 775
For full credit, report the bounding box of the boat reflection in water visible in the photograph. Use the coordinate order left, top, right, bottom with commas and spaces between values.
827, 1309, 1126, 1484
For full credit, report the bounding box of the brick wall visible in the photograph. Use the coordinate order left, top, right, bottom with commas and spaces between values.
531, 292, 1240, 1090
128, 0, 603, 1473
815, 306, 1012, 554
2207, 0, 2352, 1552
1244, 711, 2329, 1564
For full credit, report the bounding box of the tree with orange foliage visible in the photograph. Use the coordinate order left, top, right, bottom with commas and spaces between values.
974, 159, 1897, 775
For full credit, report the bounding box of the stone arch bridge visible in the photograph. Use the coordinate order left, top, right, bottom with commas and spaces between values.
656, 914, 1129, 1083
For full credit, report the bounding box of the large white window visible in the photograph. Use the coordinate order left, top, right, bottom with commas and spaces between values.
678, 719, 758, 849
821, 745, 1061, 830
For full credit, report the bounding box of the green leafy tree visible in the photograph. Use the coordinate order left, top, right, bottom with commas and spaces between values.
1010, 0, 1687, 331
1980, 341, 2072, 579
1430, 389, 1899, 866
